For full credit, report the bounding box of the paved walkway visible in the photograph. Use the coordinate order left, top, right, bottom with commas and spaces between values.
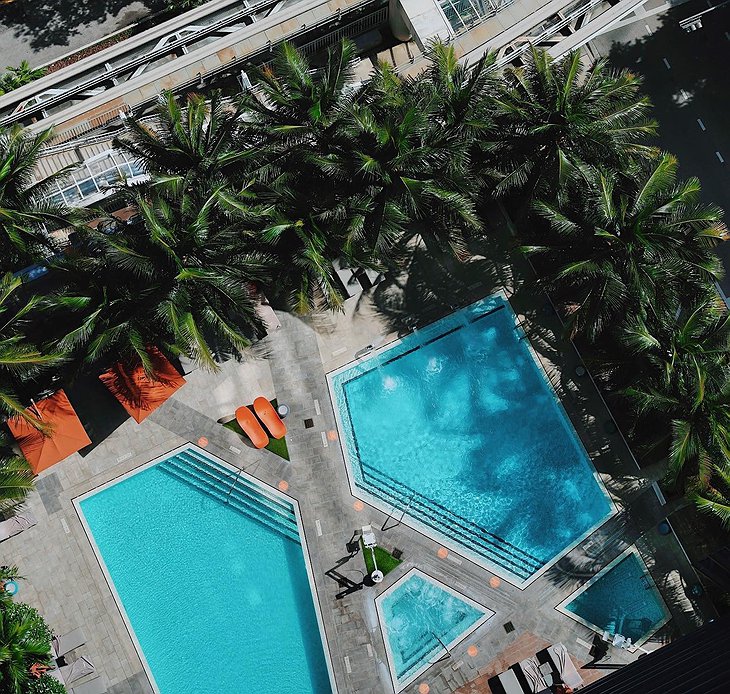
1, 204, 716, 694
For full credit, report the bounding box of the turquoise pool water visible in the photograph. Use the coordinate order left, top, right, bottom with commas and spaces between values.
77, 445, 331, 694
329, 296, 613, 583
378, 570, 491, 689
561, 549, 671, 644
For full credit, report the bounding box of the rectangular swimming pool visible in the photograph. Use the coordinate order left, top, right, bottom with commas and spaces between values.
329, 295, 614, 585
76, 444, 333, 693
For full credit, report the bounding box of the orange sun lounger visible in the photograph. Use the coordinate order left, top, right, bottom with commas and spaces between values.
253, 397, 287, 439
235, 405, 269, 449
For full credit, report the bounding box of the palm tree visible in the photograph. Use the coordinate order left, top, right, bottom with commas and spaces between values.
239, 40, 381, 311
241, 41, 484, 309
49, 180, 271, 371
622, 297, 730, 486
489, 47, 657, 201
524, 154, 726, 342
0, 61, 46, 95
0, 603, 53, 694
0, 438, 34, 516
0, 273, 63, 423
347, 57, 481, 258
417, 41, 498, 145
693, 464, 730, 529
0, 125, 79, 269
114, 90, 249, 185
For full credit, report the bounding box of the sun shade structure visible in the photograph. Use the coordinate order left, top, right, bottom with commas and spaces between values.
99, 348, 186, 423
7, 389, 91, 474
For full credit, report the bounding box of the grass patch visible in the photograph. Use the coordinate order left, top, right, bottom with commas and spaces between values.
361, 540, 402, 576
222, 404, 290, 461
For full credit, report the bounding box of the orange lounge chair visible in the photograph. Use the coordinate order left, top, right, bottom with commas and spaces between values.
253, 397, 287, 439
235, 406, 269, 449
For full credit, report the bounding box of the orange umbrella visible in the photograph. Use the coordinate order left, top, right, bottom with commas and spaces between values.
99, 347, 186, 423
7, 390, 91, 474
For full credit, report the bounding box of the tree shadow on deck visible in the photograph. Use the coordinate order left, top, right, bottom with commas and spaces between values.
0, 0, 164, 52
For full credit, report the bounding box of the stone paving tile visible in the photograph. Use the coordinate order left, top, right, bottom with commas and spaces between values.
35, 471, 64, 515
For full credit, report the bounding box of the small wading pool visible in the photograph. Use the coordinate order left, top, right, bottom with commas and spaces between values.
329, 294, 614, 585
557, 546, 671, 646
375, 569, 494, 691
76, 444, 333, 694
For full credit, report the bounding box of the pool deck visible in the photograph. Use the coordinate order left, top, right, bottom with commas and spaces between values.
1, 204, 717, 694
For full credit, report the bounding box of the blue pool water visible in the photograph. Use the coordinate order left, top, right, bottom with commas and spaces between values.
329, 296, 613, 583
378, 571, 491, 688
562, 550, 671, 644
77, 446, 331, 694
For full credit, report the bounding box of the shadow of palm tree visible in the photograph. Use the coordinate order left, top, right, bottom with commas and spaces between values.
0, 0, 164, 52
603, 0, 730, 287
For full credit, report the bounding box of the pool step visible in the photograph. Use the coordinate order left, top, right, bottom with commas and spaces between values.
361, 463, 541, 581
159, 450, 300, 543
182, 448, 294, 518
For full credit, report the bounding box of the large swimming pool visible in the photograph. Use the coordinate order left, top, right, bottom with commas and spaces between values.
76, 445, 333, 693
329, 295, 614, 585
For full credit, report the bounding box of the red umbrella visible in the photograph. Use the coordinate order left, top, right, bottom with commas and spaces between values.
7, 390, 91, 474
99, 347, 186, 423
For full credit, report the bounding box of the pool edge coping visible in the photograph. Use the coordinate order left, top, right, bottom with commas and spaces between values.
554, 544, 673, 648
72, 442, 339, 694
325, 291, 617, 590
373, 567, 496, 692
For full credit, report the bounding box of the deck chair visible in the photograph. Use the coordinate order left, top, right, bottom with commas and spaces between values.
60, 656, 95, 685
547, 643, 584, 689
0, 511, 37, 542
52, 627, 86, 658
70, 676, 106, 694
494, 668, 524, 694
361, 524, 377, 548
515, 657, 551, 693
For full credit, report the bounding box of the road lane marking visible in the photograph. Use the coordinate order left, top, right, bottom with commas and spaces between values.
717, 152, 725, 164
645, 24, 652, 34
663, 58, 671, 69
697, 118, 706, 131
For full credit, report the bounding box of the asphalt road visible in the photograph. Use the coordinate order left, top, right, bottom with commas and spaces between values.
0, 0, 163, 69
590, 0, 730, 295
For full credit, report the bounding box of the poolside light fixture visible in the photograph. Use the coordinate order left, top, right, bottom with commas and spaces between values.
362, 524, 383, 582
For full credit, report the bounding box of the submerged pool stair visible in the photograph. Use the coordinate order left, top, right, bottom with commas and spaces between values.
159, 448, 301, 544
360, 463, 543, 582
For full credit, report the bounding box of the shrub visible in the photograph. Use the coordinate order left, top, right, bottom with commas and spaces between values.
27, 674, 67, 694
4, 602, 54, 649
